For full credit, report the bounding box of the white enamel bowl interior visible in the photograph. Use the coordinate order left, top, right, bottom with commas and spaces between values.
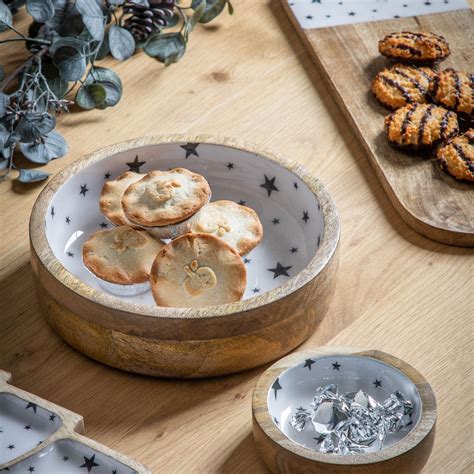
45, 142, 324, 306
7, 439, 136, 473
0, 393, 62, 464
267, 355, 422, 454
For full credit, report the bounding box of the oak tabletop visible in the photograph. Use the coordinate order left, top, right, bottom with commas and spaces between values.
0, 2, 472, 473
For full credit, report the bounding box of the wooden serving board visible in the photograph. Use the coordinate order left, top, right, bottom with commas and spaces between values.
281, 4, 474, 247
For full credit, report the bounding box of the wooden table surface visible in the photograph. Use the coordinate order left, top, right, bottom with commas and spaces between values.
0, 2, 472, 473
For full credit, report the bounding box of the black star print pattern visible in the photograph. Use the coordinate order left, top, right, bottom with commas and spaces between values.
24, 425, 31, 430
272, 218, 280, 225
63, 456, 69, 462
252, 287, 260, 293
303, 358, 315, 370
126, 156, 146, 172
238, 200, 246, 206
302, 211, 309, 223
81, 454, 99, 472
25, 402, 37, 413
28, 467, 34, 473
180, 142, 199, 158
65, 216, 71, 224
226, 162, 234, 170
100, 222, 108, 228
293, 182, 298, 189
50, 207, 55, 218
317, 235, 321, 247
104, 172, 111, 179
332, 361, 341, 371
268, 262, 292, 279
49, 414, 56, 422
273, 417, 279, 425
271, 378, 282, 400
79, 184, 89, 197
7, 444, 14, 449
374, 379, 382, 388
260, 175, 279, 197
289, 0, 463, 28
244, 258, 251, 264
67, 251, 74, 257
290, 247, 298, 253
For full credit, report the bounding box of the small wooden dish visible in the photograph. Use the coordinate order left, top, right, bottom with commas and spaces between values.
252, 347, 436, 473
0, 370, 148, 472
30, 135, 340, 378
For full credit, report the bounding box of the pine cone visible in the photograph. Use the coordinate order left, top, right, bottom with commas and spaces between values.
123, 0, 175, 42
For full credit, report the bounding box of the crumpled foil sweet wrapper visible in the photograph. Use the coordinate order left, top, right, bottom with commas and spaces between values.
289, 384, 413, 455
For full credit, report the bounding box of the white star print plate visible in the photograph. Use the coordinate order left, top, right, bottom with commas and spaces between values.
44, 140, 326, 306
0, 371, 148, 472
266, 354, 422, 453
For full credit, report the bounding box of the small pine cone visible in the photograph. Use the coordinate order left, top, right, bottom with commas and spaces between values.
123, 0, 175, 42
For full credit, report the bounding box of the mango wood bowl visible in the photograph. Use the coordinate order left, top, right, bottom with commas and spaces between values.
252, 347, 437, 473
29, 135, 340, 378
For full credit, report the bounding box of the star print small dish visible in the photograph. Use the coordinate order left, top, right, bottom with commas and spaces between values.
82, 226, 163, 296
30, 135, 340, 377
0, 370, 149, 473
252, 347, 437, 473
190, 200, 263, 256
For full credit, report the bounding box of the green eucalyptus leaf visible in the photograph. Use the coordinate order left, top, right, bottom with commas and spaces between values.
108, 25, 135, 61
16, 114, 56, 143
87, 83, 106, 105
26, 0, 55, 23
85, 66, 122, 93
18, 168, 50, 183
144, 33, 186, 64
43, 63, 69, 98
164, 12, 180, 29
199, 0, 227, 23
94, 32, 109, 60
0, 1, 13, 28
227, 1, 234, 14
185, 0, 206, 36
0, 92, 9, 117
19, 131, 68, 163
53, 45, 86, 81
76, 0, 104, 41
49, 36, 86, 55
75, 85, 96, 109
58, 5, 84, 37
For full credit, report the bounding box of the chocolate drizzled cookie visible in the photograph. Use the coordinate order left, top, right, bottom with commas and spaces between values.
430, 68, 474, 119
385, 103, 458, 148
379, 31, 450, 64
436, 129, 474, 181
372, 63, 436, 109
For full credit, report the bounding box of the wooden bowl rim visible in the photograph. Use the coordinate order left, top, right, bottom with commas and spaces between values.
30, 134, 339, 321
252, 346, 437, 466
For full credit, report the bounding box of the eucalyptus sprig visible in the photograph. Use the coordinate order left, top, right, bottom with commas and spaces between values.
0, 0, 232, 183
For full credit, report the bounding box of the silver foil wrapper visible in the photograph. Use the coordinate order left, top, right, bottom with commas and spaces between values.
289, 384, 413, 455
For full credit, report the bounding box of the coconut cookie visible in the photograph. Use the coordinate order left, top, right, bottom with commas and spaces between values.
430, 69, 474, 118
122, 168, 211, 227
436, 129, 474, 182
385, 103, 458, 148
378, 31, 450, 64
99, 171, 144, 227
83, 226, 163, 284
372, 64, 436, 110
190, 200, 263, 255
150, 233, 246, 308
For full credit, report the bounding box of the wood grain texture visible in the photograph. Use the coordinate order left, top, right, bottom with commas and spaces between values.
0, 370, 149, 472
281, 3, 474, 247
252, 348, 436, 473
0, 2, 472, 472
